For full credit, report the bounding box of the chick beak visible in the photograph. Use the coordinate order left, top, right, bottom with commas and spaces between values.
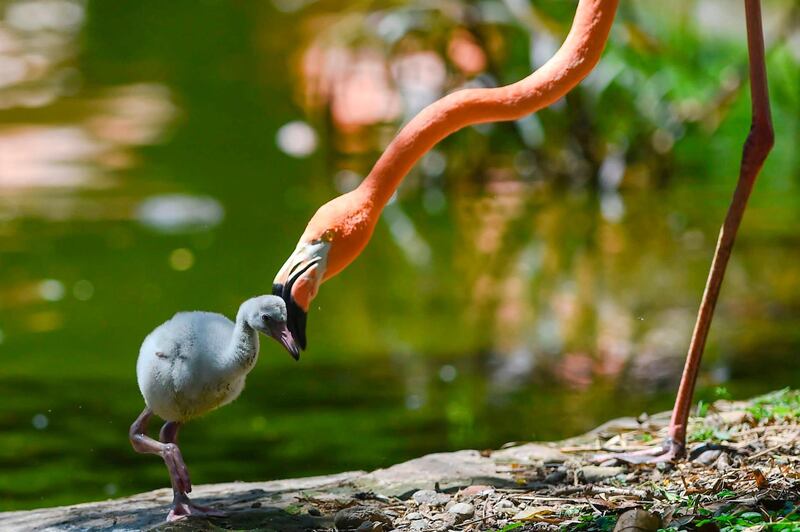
269, 321, 301, 361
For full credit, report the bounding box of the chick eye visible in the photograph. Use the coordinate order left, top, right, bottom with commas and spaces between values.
261, 314, 271, 323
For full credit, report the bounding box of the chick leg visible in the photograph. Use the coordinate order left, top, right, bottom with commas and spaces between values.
159, 420, 225, 521
129, 409, 191, 494
128, 408, 221, 521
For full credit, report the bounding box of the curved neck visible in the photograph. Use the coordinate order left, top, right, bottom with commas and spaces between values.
357, 0, 618, 210
224, 312, 260, 374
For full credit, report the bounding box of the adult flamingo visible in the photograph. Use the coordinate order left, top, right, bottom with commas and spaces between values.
273, 0, 773, 462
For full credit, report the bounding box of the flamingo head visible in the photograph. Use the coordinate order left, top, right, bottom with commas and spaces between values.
241, 295, 301, 360
272, 239, 330, 351
274, 190, 378, 351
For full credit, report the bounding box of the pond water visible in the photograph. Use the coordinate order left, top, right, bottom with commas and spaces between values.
1, 0, 800, 511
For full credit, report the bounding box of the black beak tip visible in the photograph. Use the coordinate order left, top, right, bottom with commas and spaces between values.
290, 306, 308, 351
273, 282, 308, 351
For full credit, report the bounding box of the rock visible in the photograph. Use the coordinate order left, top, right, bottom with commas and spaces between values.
355, 523, 383, 532
579, 465, 625, 483
717, 410, 746, 425
360, 450, 502, 497
405, 512, 424, 520
694, 449, 721, 466
308, 506, 322, 516
412, 489, 451, 506
494, 499, 518, 516
613, 508, 662, 531
492, 443, 569, 464
459, 484, 493, 497
448, 502, 475, 521
430, 512, 458, 531
410, 519, 429, 531
545, 469, 567, 484
0, 471, 364, 531
334, 506, 393, 531
716, 452, 731, 471
588, 417, 643, 437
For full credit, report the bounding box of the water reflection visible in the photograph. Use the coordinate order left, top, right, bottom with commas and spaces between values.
0, 0, 83, 110
136, 194, 224, 233
0, 126, 99, 188
0, 83, 175, 186
0, 0, 799, 513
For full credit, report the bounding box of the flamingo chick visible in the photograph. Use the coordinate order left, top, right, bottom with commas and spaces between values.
129, 295, 300, 521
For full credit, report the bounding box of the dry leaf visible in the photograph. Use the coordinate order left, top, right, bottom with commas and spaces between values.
511, 506, 555, 521
613, 508, 662, 531
751, 468, 769, 489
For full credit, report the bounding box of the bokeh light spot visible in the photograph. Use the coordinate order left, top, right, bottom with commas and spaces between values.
38, 279, 65, 301
73, 280, 94, 301
439, 364, 457, 383
169, 248, 194, 271
32, 414, 48, 430
276, 121, 317, 158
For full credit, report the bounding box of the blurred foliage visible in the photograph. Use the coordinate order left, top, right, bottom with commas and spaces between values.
746, 388, 800, 421
288, 0, 798, 192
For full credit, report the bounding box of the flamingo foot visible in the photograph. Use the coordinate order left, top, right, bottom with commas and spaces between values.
167, 493, 226, 522
591, 439, 684, 465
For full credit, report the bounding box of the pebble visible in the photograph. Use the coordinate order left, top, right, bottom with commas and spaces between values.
613, 508, 661, 531
355, 523, 383, 532
412, 489, 451, 506
431, 512, 457, 530
334, 506, 393, 531
545, 469, 567, 484
580, 465, 625, 483
718, 410, 746, 425
494, 499, 517, 516
459, 484, 493, 497
716, 452, 732, 471
694, 449, 722, 466
405, 512, 424, 520
448, 502, 475, 521
410, 520, 428, 531
308, 507, 322, 516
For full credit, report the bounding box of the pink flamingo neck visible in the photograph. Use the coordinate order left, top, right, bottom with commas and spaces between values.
356, 0, 619, 211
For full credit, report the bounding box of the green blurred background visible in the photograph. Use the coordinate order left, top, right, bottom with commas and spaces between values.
0, 0, 799, 510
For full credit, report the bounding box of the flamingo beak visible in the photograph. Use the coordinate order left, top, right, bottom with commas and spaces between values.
274, 281, 307, 351
272, 261, 314, 351
269, 321, 301, 361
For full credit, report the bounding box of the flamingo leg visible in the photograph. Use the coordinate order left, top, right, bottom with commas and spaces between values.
129, 409, 223, 521
596, 0, 774, 465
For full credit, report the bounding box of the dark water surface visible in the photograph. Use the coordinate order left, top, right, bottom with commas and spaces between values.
1, 0, 799, 511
